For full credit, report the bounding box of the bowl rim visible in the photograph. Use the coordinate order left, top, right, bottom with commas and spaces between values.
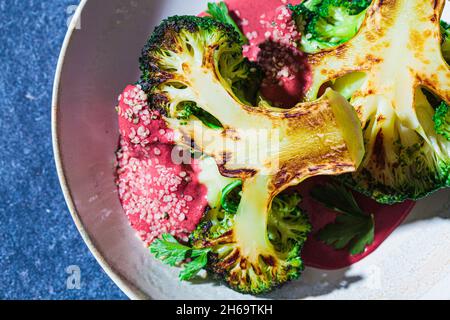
51, 0, 147, 300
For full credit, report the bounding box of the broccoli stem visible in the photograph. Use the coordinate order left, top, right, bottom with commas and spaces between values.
234, 175, 276, 262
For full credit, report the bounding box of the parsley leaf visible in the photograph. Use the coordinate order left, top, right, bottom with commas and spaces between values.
311, 182, 375, 255
149, 233, 191, 266
179, 250, 210, 281
150, 234, 210, 280
310, 182, 363, 216
317, 213, 375, 255
206, 1, 249, 44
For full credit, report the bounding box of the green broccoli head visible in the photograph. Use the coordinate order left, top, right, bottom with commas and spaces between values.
289, 0, 371, 53
267, 193, 311, 253
288, 0, 322, 34
434, 101, 450, 142
442, 20, 450, 63
191, 180, 311, 295
139, 15, 262, 117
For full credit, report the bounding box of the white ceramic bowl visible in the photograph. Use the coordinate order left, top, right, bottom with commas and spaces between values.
52, 0, 450, 299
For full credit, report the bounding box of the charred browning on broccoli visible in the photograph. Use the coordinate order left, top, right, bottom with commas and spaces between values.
373, 130, 386, 168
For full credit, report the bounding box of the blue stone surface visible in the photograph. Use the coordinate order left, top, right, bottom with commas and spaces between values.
0, 0, 127, 300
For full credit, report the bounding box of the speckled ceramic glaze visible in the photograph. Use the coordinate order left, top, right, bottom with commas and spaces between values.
53, 0, 450, 299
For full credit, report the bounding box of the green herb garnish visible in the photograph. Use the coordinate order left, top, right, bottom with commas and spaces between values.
311, 182, 375, 255
149, 233, 210, 280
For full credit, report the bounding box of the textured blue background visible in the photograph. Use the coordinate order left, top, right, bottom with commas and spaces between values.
0, 0, 127, 299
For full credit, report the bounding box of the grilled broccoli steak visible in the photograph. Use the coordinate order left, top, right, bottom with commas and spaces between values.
140, 16, 365, 294
191, 172, 311, 294
139, 15, 262, 110
306, 0, 450, 204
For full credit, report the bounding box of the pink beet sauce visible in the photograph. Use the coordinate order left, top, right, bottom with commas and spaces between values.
116, 0, 416, 269
116, 85, 207, 245
225, 0, 310, 107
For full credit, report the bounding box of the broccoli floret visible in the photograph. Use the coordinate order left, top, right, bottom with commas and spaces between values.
191, 180, 311, 295
141, 16, 365, 294
442, 20, 450, 63
267, 193, 311, 253
305, 0, 450, 204
289, 0, 371, 53
139, 15, 262, 111
434, 101, 450, 141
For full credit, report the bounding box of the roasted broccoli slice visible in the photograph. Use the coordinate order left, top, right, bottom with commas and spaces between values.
139, 15, 262, 111
442, 20, 450, 63
305, 0, 450, 204
192, 192, 311, 294
191, 162, 311, 294
141, 15, 365, 294
289, 0, 372, 53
